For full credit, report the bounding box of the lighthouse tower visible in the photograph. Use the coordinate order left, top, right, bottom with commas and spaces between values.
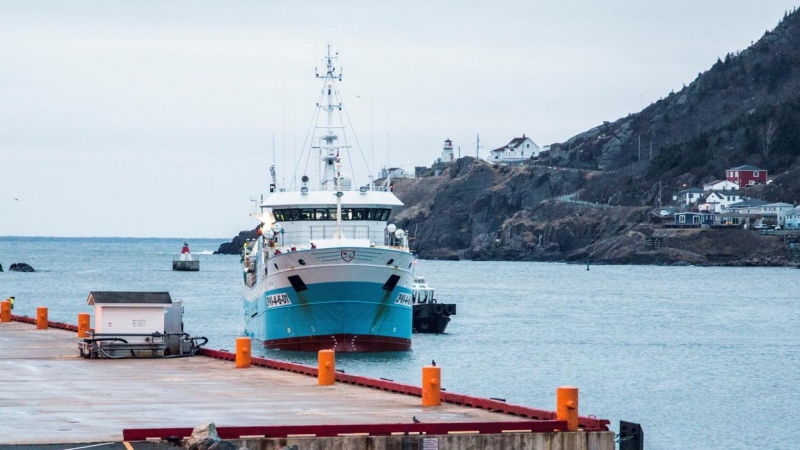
441, 139, 454, 162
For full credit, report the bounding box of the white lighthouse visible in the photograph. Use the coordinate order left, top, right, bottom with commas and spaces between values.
441, 139, 454, 162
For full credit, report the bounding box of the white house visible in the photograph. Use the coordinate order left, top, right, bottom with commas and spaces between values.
378, 166, 413, 179
674, 188, 704, 205
721, 198, 768, 215
703, 179, 738, 191
760, 202, 794, 228
489, 134, 540, 164
700, 191, 742, 213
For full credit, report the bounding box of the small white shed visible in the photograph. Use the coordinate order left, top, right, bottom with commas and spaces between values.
87, 291, 172, 339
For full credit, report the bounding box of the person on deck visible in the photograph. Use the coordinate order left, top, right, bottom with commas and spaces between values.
7, 296, 14, 310
181, 242, 190, 254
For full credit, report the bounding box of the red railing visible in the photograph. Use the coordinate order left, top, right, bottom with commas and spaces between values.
122, 420, 569, 441
200, 348, 610, 431
11, 314, 80, 332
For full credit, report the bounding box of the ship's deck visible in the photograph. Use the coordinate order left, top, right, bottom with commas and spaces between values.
0, 320, 542, 444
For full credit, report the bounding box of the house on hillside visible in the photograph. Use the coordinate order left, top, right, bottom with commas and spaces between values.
674, 188, 704, 206
703, 179, 738, 191
673, 212, 714, 227
785, 206, 800, 229
760, 202, 794, 228
489, 134, 540, 164
722, 198, 768, 215
700, 191, 741, 213
718, 212, 749, 227
726, 165, 767, 188
378, 166, 413, 179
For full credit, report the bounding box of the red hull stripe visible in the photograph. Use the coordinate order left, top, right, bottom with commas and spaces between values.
123, 420, 569, 441
264, 333, 411, 352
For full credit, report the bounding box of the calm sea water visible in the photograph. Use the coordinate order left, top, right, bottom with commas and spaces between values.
1, 236, 797, 450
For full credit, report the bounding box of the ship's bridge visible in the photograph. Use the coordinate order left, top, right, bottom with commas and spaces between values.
259, 190, 403, 247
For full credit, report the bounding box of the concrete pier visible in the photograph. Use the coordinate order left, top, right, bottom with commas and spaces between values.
0, 319, 613, 449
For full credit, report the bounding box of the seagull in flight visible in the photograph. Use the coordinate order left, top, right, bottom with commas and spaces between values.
14, 198, 20, 201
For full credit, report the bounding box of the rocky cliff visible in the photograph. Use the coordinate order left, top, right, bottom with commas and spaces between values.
216, 8, 800, 265
390, 163, 791, 266
546, 7, 800, 206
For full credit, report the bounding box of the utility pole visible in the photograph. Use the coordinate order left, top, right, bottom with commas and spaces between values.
649, 140, 653, 159
458, 146, 461, 159
476, 134, 480, 159
638, 135, 641, 161
658, 180, 662, 206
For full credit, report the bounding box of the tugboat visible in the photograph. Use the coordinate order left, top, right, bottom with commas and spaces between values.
173, 242, 199, 271
411, 276, 456, 334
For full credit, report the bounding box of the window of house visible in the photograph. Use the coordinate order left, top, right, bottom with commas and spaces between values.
754, 171, 759, 176
749, 180, 755, 185
679, 216, 686, 223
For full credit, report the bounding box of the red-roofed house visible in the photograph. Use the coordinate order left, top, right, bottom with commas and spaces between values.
726, 165, 767, 188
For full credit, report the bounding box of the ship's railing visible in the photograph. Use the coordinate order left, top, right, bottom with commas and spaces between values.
275, 227, 387, 245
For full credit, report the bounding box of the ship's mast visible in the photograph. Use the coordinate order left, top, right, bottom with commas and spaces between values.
314, 44, 346, 191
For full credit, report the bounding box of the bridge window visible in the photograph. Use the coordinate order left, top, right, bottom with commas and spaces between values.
269, 207, 392, 221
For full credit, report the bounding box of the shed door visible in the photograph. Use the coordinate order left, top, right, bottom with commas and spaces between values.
98, 307, 164, 335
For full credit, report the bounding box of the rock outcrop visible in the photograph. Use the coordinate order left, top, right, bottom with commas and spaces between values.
214, 229, 258, 255
184, 423, 243, 450
8, 263, 34, 272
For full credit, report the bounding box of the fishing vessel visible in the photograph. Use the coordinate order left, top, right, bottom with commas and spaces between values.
240, 46, 414, 352
411, 276, 456, 334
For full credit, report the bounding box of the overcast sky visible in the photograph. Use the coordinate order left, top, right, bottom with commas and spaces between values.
1, 1, 797, 238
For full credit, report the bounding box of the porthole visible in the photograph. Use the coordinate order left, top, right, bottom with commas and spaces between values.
387, 259, 394, 265
298, 259, 306, 266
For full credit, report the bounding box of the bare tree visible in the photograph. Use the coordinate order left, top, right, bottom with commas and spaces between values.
760, 120, 778, 160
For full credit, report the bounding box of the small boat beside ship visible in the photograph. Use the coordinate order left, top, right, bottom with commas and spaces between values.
239, 46, 414, 352
411, 276, 456, 334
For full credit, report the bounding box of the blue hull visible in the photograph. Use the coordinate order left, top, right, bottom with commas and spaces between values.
243, 280, 413, 352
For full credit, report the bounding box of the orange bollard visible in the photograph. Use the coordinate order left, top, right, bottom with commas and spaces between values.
235, 337, 251, 368
556, 386, 579, 431
0, 301, 10, 323
318, 349, 335, 386
77, 313, 91, 338
422, 365, 441, 406
36, 307, 48, 330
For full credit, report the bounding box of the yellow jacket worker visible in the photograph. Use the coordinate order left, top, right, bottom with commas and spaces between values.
8, 296, 14, 310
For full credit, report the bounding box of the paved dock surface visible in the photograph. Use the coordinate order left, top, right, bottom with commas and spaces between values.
0, 322, 529, 445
